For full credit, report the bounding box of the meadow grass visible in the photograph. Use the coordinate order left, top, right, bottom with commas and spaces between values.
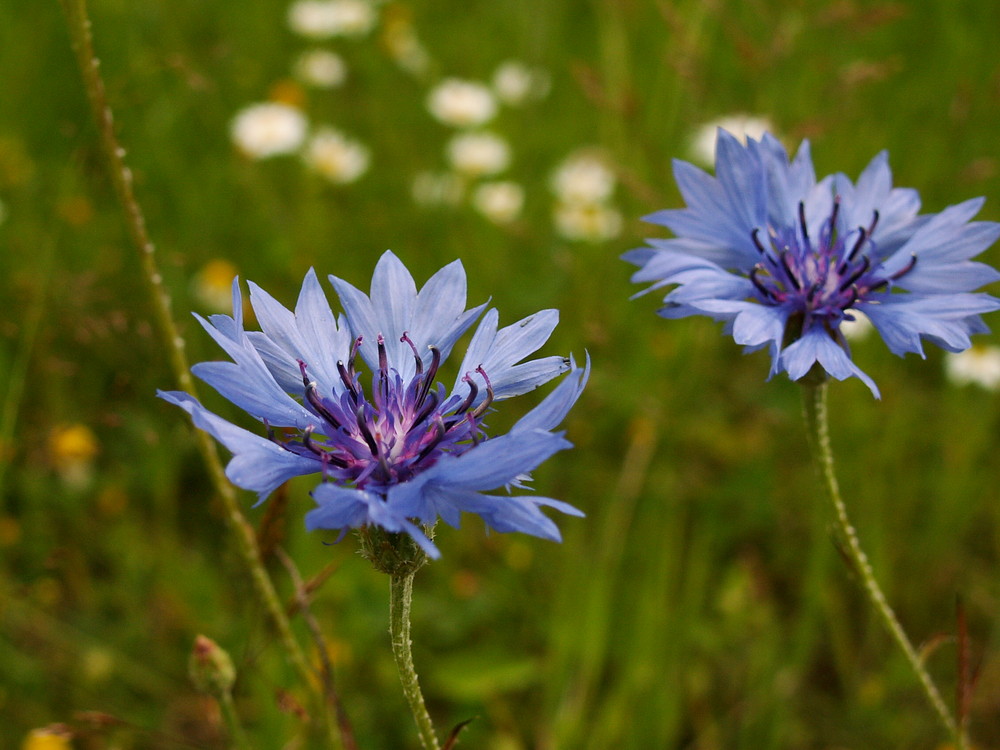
2, 0, 1000, 747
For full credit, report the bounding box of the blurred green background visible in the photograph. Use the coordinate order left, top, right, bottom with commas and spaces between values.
3, 0, 1000, 747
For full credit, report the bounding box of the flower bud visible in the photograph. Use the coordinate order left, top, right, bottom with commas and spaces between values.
189, 635, 236, 696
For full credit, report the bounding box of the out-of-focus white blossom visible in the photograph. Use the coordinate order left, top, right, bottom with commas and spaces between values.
446, 132, 510, 177
303, 127, 370, 183
293, 49, 347, 88
411, 171, 464, 207
426, 79, 497, 128
945, 345, 1000, 390
841, 311, 874, 341
554, 201, 623, 242
688, 114, 775, 167
230, 102, 308, 159
492, 60, 550, 106
288, 0, 377, 39
550, 151, 616, 204
472, 181, 524, 224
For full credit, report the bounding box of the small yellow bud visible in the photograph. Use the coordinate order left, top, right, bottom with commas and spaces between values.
21, 726, 72, 750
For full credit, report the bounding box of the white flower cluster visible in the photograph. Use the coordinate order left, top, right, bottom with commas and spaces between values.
229, 0, 384, 184
413, 59, 550, 226
230, 102, 370, 185
230, 4, 564, 225
550, 150, 623, 242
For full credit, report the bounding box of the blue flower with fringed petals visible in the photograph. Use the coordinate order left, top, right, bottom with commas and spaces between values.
624, 130, 1000, 397
160, 251, 588, 558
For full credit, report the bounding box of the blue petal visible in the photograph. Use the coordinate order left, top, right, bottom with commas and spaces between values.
389, 429, 572, 523
860, 293, 1000, 357
158, 390, 319, 502
779, 331, 880, 397
435, 430, 573, 490
513, 353, 590, 433
410, 258, 487, 363
885, 200, 1000, 293
307, 483, 440, 558
415, 487, 580, 541
191, 358, 315, 430
455, 308, 567, 403
330, 251, 486, 382
293, 269, 354, 391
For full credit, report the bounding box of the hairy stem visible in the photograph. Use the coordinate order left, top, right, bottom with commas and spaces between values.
58, 0, 335, 742
389, 572, 440, 750
801, 383, 959, 741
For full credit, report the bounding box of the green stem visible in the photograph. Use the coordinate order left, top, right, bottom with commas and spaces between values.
57, 1, 336, 743
219, 689, 253, 750
389, 572, 440, 750
801, 383, 959, 741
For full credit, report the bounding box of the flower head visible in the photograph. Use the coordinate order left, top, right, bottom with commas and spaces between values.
293, 49, 347, 88
446, 131, 510, 177
288, 0, 377, 39
624, 130, 1000, 396
472, 181, 524, 224
230, 103, 308, 159
303, 127, 370, 184
160, 252, 587, 558
550, 151, 616, 205
492, 61, 550, 106
426, 79, 497, 129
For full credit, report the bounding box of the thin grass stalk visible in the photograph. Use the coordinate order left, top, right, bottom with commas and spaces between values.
801, 382, 960, 743
277, 548, 358, 750
57, 0, 336, 742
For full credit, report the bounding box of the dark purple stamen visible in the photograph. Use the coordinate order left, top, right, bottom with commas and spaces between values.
400, 332, 423, 374
337, 360, 360, 403
746, 199, 916, 325
891, 254, 918, 280
798, 202, 810, 249
779, 253, 802, 290
355, 404, 379, 455
455, 373, 479, 414
415, 416, 448, 464
838, 256, 871, 292
415, 346, 441, 408
867, 209, 880, 236
270, 336, 490, 490
299, 360, 342, 427
470, 366, 494, 419
846, 227, 868, 264
829, 196, 841, 232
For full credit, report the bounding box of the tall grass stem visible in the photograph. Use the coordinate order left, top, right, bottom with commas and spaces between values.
801, 383, 960, 743
57, 1, 338, 743
389, 572, 440, 750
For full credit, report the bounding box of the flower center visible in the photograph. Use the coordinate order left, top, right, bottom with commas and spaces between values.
747, 199, 916, 322
272, 332, 492, 490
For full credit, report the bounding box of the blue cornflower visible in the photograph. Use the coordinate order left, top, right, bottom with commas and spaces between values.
624, 130, 1000, 396
160, 251, 588, 558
